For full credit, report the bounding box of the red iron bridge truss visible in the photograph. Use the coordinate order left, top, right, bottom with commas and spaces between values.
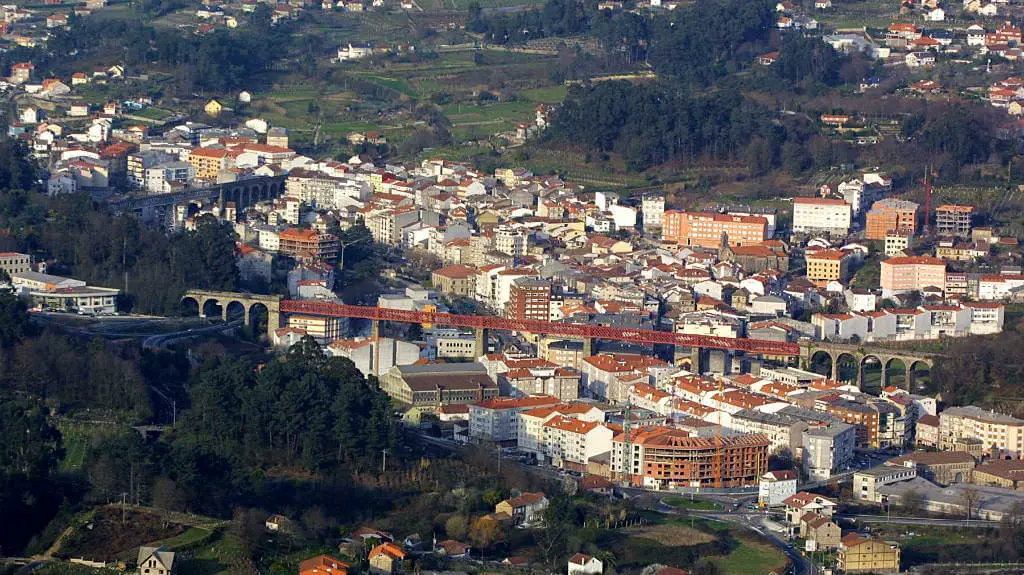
279, 300, 800, 356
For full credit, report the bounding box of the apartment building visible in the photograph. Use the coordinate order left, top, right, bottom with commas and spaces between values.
468, 395, 561, 444
641, 194, 665, 229
805, 249, 853, 286
503, 367, 581, 401
879, 255, 945, 298
279, 228, 340, 262
802, 423, 856, 480
662, 211, 768, 248
935, 204, 974, 237
865, 198, 919, 240
839, 172, 891, 216
506, 277, 551, 321
884, 230, 913, 257
792, 197, 852, 235
0, 252, 31, 277
432, 265, 477, 298
940, 406, 1024, 456
758, 470, 798, 507
837, 535, 900, 574
517, 403, 606, 457
286, 315, 345, 341
728, 409, 810, 453
611, 427, 770, 489
541, 416, 614, 470
580, 353, 674, 404
187, 147, 233, 180
494, 226, 528, 257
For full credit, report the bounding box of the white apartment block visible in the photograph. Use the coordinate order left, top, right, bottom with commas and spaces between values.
792, 198, 852, 235
540, 416, 614, 468
468, 396, 561, 444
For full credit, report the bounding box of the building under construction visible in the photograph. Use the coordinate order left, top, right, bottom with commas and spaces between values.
610, 427, 769, 489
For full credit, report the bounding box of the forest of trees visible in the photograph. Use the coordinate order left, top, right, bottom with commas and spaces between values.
545, 81, 823, 171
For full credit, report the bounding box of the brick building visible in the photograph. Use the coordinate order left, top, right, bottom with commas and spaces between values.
865, 199, 919, 240
662, 211, 768, 248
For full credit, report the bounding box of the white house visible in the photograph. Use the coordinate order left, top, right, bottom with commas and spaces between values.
924, 7, 945, 20
758, 470, 798, 507
567, 554, 603, 575
338, 42, 375, 61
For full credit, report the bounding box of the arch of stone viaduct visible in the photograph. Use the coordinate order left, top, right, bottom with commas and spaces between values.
799, 340, 937, 391
182, 290, 282, 333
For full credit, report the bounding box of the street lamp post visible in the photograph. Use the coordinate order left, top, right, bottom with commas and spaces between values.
339, 236, 370, 270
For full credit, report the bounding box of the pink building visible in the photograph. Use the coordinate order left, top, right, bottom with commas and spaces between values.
880, 256, 945, 298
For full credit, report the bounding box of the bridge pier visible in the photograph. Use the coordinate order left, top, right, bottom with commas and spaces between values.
371, 319, 380, 340
475, 327, 490, 357
582, 337, 595, 357
831, 353, 839, 381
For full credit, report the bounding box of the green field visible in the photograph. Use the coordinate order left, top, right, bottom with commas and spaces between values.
520, 84, 568, 103
662, 497, 722, 511
714, 538, 788, 575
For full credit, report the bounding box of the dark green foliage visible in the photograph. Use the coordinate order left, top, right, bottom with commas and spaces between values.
647, 0, 774, 85
0, 398, 65, 554
773, 33, 843, 87
547, 81, 811, 171
45, 18, 280, 93
5, 333, 152, 419
178, 337, 398, 471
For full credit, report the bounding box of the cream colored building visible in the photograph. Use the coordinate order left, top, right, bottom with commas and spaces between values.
0, 251, 31, 277
940, 406, 1024, 456
838, 535, 900, 574
880, 255, 946, 298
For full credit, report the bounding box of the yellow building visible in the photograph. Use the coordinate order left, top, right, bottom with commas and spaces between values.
187, 147, 231, 180
838, 535, 900, 574
805, 249, 852, 287
204, 99, 223, 116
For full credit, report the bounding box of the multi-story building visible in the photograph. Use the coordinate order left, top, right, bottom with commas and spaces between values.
935, 204, 974, 237
503, 366, 580, 401
279, 228, 340, 262
802, 423, 856, 480
432, 265, 477, 298
11, 271, 119, 314
837, 535, 900, 574
641, 193, 665, 230
144, 162, 196, 194
792, 197, 852, 235
853, 465, 917, 502
839, 173, 891, 217
805, 249, 853, 286
127, 150, 178, 189
379, 363, 499, 410
493, 226, 528, 257
506, 277, 551, 321
611, 427, 770, 489
541, 415, 614, 470
326, 336, 421, 377
940, 406, 1024, 456
822, 397, 904, 448
865, 198, 919, 240
0, 252, 31, 277
884, 230, 913, 257
879, 255, 945, 298
468, 395, 561, 444
366, 208, 420, 247
187, 147, 233, 180
758, 470, 798, 507
580, 353, 674, 404
517, 403, 606, 457
662, 211, 768, 248
286, 315, 345, 341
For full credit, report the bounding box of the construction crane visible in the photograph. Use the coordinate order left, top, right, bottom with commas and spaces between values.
713, 377, 724, 489
619, 402, 633, 486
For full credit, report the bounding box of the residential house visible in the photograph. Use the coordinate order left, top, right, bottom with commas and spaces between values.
567, 554, 603, 575
368, 543, 405, 574
138, 547, 175, 575
837, 535, 900, 574
495, 492, 549, 525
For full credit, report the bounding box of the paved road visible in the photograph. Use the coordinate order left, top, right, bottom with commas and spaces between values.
837, 514, 998, 528
143, 318, 243, 348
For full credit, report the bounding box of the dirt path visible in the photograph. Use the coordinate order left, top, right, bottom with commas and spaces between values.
36, 526, 74, 560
